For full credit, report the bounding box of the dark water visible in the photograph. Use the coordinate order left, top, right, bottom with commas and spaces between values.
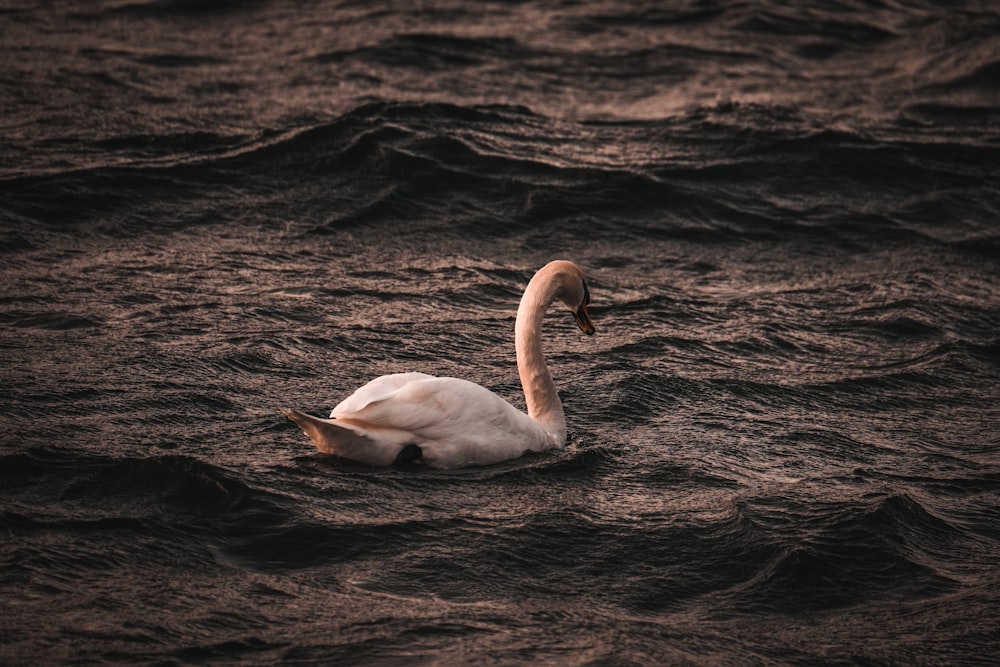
2, 1, 1000, 664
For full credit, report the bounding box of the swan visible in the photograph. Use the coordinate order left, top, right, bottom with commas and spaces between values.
282, 260, 595, 468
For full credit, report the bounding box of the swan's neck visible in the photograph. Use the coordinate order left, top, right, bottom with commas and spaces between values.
515, 276, 566, 445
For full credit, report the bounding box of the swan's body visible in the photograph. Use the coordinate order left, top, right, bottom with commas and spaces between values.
283, 260, 595, 469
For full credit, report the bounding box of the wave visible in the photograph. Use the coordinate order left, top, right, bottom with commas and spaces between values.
731, 493, 962, 613
0, 450, 252, 516
0, 310, 104, 331
3, 99, 996, 255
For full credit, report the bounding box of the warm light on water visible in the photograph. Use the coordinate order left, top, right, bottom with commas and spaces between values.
2, 1, 999, 665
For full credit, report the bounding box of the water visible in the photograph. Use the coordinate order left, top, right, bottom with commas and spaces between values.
2, 1, 999, 664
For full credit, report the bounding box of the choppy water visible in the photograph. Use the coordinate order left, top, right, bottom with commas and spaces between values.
2, 1, 999, 665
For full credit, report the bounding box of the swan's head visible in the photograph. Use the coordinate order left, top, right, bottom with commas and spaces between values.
547, 260, 595, 336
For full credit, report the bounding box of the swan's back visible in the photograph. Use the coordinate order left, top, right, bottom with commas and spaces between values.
331, 372, 435, 416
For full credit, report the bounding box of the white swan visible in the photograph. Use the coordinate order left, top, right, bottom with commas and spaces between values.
283, 260, 595, 468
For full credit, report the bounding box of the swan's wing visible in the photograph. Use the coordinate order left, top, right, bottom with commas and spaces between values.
330, 372, 435, 417
334, 376, 552, 467
332, 376, 512, 431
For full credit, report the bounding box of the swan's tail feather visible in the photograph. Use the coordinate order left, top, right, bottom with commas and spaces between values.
282, 408, 369, 454
282, 408, 402, 467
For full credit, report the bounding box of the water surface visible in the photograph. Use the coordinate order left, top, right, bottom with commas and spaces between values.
2, 1, 999, 664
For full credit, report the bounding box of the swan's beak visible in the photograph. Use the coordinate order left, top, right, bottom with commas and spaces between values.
574, 304, 595, 335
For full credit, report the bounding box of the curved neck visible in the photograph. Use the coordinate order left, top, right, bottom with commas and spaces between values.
515, 275, 566, 445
